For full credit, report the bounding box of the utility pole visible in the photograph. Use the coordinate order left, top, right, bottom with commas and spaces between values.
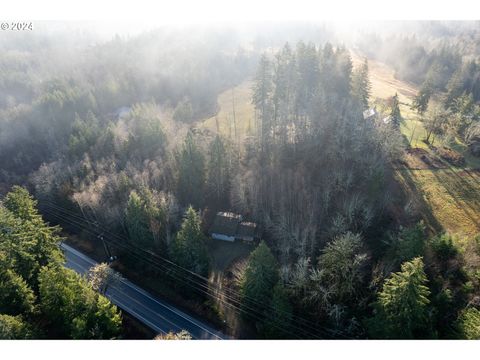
97, 233, 111, 261
231, 88, 237, 141
96, 231, 116, 263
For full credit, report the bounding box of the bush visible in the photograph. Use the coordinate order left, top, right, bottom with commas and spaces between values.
430, 234, 458, 262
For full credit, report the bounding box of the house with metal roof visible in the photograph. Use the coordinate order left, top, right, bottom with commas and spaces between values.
209, 212, 259, 242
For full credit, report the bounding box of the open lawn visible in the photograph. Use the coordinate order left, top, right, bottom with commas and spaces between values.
396, 168, 480, 238
357, 53, 480, 238
201, 80, 255, 142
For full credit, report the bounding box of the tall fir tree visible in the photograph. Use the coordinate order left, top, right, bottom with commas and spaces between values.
169, 206, 209, 277
390, 93, 402, 128
368, 257, 432, 339
241, 241, 279, 329
261, 283, 293, 339
125, 190, 154, 249
206, 135, 231, 209
412, 80, 433, 115
252, 54, 273, 147
177, 132, 206, 208
351, 58, 371, 110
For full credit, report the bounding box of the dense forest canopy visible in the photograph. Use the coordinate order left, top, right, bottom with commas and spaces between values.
1, 21, 480, 339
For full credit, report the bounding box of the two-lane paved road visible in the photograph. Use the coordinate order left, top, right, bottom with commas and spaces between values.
61, 243, 228, 339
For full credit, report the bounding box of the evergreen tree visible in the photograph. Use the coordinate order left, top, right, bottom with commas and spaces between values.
412, 81, 433, 115
125, 190, 154, 249
206, 135, 231, 208
252, 54, 273, 146
3, 185, 41, 223
390, 93, 402, 128
38, 265, 122, 339
351, 58, 371, 110
457, 307, 480, 339
262, 284, 293, 339
393, 222, 426, 263
316, 232, 366, 304
296, 42, 320, 118
272, 43, 296, 142
0, 265, 36, 316
169, 206, 209, 277
368, 257, 431, 339
445, 69, 464, 109
241, 241, 279, 327
0, 314, 33, 339
177, 132, 206, 208
68, 111, 100, 159
126, 103, 166, 160
1, 188, 63, 284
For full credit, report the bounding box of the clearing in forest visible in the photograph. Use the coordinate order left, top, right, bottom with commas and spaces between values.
202, 52, 480, 239
201, 80, 255, 142
356, 52, 480, 237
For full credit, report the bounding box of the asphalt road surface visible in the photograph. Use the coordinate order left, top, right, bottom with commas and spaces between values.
61, 243, 228, 340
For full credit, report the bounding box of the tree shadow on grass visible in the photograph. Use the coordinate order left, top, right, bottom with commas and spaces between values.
395, 168, 444, 235
430, 169, 480, 231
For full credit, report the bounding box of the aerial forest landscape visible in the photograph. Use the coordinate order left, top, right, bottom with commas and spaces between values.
2, 19, 480, 342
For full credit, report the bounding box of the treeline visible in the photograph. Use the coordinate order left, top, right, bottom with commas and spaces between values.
0, 186, 121, 339
357, 30, 480, 154
0, 29, 255, 178
243, 42, 401, 260
1, 25, 480, 339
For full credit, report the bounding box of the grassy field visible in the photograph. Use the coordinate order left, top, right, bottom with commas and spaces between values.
201, 80, 255, 142
201, 53, 480, 239
351, 52, 430, 149
396, 168, 480, 238
355, 52, 480, 238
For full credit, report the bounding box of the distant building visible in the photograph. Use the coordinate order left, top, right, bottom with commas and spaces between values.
363, 108, 376, 120
382, 115, 392, 124
209, 212, 259, 243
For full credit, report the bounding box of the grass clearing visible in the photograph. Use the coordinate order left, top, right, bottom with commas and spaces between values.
396, 168, 480, 238
201, 80, 255, 142
354, 52, 480, 238
202, 53, 480, 239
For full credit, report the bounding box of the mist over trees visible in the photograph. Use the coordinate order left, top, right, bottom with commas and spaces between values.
1, 22, 480, 339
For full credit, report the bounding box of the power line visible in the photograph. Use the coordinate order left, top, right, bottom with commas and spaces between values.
42, 207, 321, 339
41, 200, 353, 339
41, 201, 347, 338
42, 202, 348, 338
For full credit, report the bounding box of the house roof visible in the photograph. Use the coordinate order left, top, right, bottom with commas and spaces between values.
209, 212, 242, 236
363, 108, 376, 120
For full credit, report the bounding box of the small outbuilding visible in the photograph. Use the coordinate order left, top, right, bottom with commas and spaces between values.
209, 212, 259, 243
363, 108, 376, 120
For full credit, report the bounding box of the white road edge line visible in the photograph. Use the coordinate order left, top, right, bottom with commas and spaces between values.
62, 243, 223, 339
